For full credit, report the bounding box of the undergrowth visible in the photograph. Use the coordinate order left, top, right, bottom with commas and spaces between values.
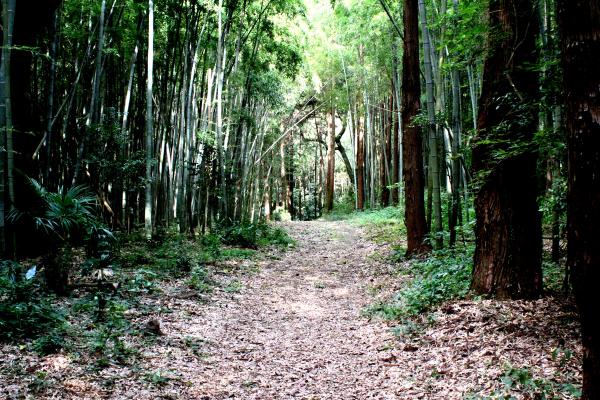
218, 221, 295, 248
466, 364, 581, 399
0, 261, 66, 343
364, 246, 473, 321
1, 220, 293, 362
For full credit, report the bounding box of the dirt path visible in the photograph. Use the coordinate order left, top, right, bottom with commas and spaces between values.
162, 220, 398, 399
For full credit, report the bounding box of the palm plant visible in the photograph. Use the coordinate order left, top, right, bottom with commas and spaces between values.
10, 179, 107, 294
26, 179, 99, 243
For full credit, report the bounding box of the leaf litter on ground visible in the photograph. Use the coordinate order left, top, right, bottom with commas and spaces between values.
0, 220, 581, 399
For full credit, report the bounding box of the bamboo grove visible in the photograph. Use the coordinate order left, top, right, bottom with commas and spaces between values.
0, 0, 578, 288
0, 0, 577, 271
0, 0, 310, 250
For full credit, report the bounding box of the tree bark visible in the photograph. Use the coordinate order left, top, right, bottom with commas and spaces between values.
449, 0, 462, 248
0, 0, 16, 257
325, 110, 335, 211
402, 0, 429, 256
145, 0, 154, 239
557, 0, 600, 397
471, 0, 542, 299
418, 0, 442, 249
380, 96, 392, 207
391, 40, 402, 205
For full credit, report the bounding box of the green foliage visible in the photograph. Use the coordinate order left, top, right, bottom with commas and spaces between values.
118, 231, 208, 278
325, 206, 405, 245
28, 371, 51, 394
438, 0, 487, 68
0, 261, 65, 342
322, 193, 356, 219
542, 261, 566, 294
467, 364, 581, 399
12, 179, 103, 244
33, 330, 66, 356
123, 269, 160, 295
365, 246, 473, 321
219, 222, 295, 248
220, 248, 257, 260
88, 299, 134, 367
187, 265, 213, 293
223, 279, 243, 293
183, 336, 209, 359
9, 179, 114, 294
144, 370, 172, 386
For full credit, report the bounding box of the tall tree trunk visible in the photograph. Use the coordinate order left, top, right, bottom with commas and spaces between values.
448, 65, 462, 247
215, 0, 228, 220
74, 0, 107, 185
0, 0, 16, 257
145, 0, 154, 239
315, 116, 324, 212
356, 110, 365, 210
471, 0, 542, 299
402, 0, 429, 256
380, 96, 392, 207
279, 136, 287, 211
467, 64, 478, 131
325, 110, 335, 211
448, 0, 462, 248
391, 39, 402, 205
41, 9, 58, 187
419, 0, 442, 249
557, 0, 600, 397
286, 132, 295, 219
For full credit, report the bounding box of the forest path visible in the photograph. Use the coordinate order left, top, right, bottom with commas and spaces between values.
163, 220, 401, 399
1, 220, 582, 399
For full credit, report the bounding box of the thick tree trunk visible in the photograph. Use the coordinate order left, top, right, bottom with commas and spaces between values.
402, 0, 429, 256
471, 0, 542, 299
557, 0, 600, 397
279, 137, 287, 210
315, 116, 324, 212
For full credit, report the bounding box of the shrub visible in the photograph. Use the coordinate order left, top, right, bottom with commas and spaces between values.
218, 221, 294, 248
0, 261, 64, 342
9, 179, 112, 294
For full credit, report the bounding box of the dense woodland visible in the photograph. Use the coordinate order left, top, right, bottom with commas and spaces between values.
0, 0, 598, 398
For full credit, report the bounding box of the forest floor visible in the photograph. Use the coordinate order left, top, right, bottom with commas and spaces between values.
1, 220, 582, 399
